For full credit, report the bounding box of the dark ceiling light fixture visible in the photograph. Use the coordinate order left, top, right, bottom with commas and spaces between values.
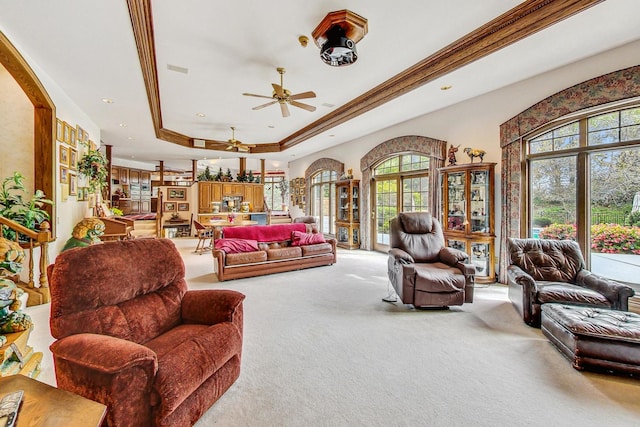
311, 10, 368, 67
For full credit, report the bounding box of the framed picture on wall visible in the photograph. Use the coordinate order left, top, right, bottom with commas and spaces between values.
76, 125, 85, 145
59, 145, 70, 166
168, 188, 187, 201
69, 173, 77, 196
56, 119, 64, 142
63, 122, 72, 144
69, 127, 76, 147
164, 202, 176, 212
70, 149, 78, 170
177, 203, 189, 211
60, 166, 69, 184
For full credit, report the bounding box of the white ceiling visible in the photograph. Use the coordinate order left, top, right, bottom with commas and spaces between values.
1, 1, 640, 172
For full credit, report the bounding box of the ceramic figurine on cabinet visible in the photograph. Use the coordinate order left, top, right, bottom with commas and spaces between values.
447, 144, 460, 166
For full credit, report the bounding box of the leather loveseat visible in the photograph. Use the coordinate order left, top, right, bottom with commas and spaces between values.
213, 223, 336, 281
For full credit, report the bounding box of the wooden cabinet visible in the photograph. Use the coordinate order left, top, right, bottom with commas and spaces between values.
141, 171, 151, 185
120, 168, 129, 184
439, 162, 496, 283
111, 166, 120, 182
335, 179, 360, 249
129, 169, 140, 184
198, 182, 263, 213
252, 184, 264, 211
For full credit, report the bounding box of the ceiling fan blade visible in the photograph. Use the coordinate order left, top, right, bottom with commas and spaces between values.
243, 92, 274, 100
290, 100, 316, 112
225, 145, 234, 150
252, 100, 278, 110
289, 91, 316, 100
272, 83, 285, 98
280, 102, 291, 118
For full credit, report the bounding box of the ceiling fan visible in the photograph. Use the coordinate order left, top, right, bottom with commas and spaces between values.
222, 126, 255, 152
243, 67, 316, 118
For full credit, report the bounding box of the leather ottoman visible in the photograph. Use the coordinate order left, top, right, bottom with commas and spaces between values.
541, 303, 640, 376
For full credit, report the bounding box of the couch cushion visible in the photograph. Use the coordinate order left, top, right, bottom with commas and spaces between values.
215, 238, 259, 254
414, 263, 465, 293
537, 282, 611, 307
225, 251, 267, 266
266, 246, 303, 260
301, 243, 333, 256
146, 323, 242, 417
223, 223, 306, 242
291, 230, 326, 246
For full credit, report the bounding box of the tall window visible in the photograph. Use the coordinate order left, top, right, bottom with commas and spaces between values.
372, 154, 430, 251
526, 105, 640, 286
310, 170, 338, 234
263, 175, 286, 211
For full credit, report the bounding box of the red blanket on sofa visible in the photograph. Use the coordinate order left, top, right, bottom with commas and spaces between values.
222, 223, 306, 242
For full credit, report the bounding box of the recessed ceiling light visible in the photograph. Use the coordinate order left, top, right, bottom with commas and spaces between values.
328, 134, 335, 137
119, 123, 127, 127
127, 137, 133, 140
167, 64, 189, 74
102, 98, 114, 103
321, 103, 335, 108
268, 125, 275, 129
440, 85, 453, 91
196, 113, 205, 118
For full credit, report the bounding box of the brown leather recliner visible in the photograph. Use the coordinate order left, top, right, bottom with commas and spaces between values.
48, 239, 245, 427
507, 238, 635, 327
387, 212, 475, 308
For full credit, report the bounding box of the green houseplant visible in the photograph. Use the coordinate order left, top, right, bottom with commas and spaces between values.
78, 149, 108, 193
0, 172, 54, 241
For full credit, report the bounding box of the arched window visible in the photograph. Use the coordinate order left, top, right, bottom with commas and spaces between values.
310, 170, 339, 234
372, 154, 430, 251
525, 103, 640, 286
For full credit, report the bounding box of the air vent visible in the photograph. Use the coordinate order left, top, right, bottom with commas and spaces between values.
167, 64, 189, 74
193, 139, 206, 148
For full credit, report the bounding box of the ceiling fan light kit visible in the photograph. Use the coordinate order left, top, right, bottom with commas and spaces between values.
312, 9, 368, 67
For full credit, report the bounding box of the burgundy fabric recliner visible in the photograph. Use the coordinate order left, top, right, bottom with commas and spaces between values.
48, 238, 245, 427
387, 212, 475, 308
506, 238, 635, 327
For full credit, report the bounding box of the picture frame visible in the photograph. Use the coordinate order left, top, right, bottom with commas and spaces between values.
76, 125, 85, 144
77, 186, 85, 201
63, 122, 72, 144
60, 166, 69, 184
59, 145, 70, 166
56, 119, 64, 142
168, 188, 187, 201
89, 140, 96, 151
69, 127, 76, 147
69, 173, 77, 196
164, 202, 176, 212
70, 148, 78, 170
82, 187, 89, 201
177, 202, 189, 211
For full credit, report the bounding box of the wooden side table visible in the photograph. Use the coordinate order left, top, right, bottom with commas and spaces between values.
0, 374, 106, 427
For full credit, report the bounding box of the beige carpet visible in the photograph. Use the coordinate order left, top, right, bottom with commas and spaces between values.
26, 238, 640, 426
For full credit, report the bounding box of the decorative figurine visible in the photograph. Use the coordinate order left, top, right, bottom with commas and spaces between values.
0, 238, 32, 339
463, 147, 486, 163
448, 144, 460, 166
61, 217, 105, 251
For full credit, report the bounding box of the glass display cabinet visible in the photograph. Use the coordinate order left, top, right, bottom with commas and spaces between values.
439, 163, 496, 283
335, 179, 360, 249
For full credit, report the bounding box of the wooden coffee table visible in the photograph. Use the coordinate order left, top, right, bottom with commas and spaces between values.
0, 374, 106, 427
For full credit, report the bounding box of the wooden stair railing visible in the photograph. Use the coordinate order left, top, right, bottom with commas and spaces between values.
0, 216, 53, 306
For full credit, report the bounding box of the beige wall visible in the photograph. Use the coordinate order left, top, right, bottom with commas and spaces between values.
0, 64, 34, 191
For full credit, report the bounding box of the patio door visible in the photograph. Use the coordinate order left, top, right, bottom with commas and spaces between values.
372, 177, 398, 251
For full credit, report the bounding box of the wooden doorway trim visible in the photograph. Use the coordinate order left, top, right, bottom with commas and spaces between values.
0, 31, 56, 236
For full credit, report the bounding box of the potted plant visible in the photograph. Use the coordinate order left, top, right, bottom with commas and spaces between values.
0, 172, 54, 241
78, 149, 108, 193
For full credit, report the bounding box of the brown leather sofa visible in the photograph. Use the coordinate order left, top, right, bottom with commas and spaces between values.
506, 238, 635, 327
48, 239, 245, 427
387, 212, 475, 308
213, 223, 336, 281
